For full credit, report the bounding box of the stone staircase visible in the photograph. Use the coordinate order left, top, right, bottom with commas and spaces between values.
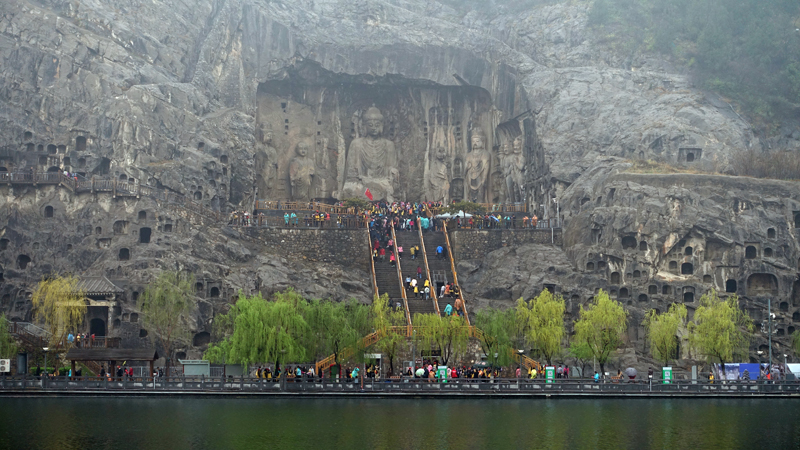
373, 253, 404, 309
394, 230, 438, 319
420, 230, 468, 317
422, 231, 453, 299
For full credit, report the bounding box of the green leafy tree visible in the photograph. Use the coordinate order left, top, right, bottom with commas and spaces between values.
31, 275, 86, 349
204, 290, 309, 372
473, 307, 514, 369
689, 290, 753, 374
0, 314, 18, 360
569, 341, 594, 378
573, 290, 628, 374
371, 294, 408, 376
305, 298, 371, 376
643, 303, 687, 366
517, 292, 566, 365
413, 313, 469, 366
139, 271, 195, 372
342, 197, 371, 210
792, 328, 800, 360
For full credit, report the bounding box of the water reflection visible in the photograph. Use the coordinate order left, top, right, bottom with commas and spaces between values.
0, 397, 797, 449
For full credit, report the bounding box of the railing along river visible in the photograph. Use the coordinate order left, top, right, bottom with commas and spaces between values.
4, 376, 800, 396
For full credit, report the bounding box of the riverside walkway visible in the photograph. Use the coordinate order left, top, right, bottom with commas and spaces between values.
3, 376, 800, 398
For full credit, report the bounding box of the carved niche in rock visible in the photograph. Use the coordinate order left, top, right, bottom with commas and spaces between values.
256, 64, 508, 202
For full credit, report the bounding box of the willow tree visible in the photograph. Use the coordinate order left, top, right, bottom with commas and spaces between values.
139, 271, 195, 372
473, 307, 513, 369
413, 313, 469, 366
0, 314, 17, 359
518, 291, 566, 365
793, 329, 800, 360
643, 303, 687, 366
305, 298, 371, 375
573, 290, 627, 374
371, 294, 408, 376
31, 275, 86, 348
689, 290, 752, 374
204, 291, 309, 372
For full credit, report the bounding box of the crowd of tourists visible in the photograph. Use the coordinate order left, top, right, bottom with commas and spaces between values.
66, 332, 98, 348
449, 213, 540, 229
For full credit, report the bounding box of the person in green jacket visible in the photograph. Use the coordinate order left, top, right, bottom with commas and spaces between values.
444, 303, 453, 316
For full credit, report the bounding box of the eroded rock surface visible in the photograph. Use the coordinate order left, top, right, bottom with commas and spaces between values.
0, 0, 794, 370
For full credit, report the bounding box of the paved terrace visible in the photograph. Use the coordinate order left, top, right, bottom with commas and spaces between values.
1, 377, 798, 398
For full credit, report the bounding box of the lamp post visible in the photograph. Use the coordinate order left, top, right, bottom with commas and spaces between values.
517, 349, 524, 384
42, 347, 49, 387
768, 299, 774, 370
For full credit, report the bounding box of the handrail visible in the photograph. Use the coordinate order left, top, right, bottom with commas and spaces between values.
417, 224, 440, 315
366, 218, 379, 301
255, 200, 357, 215
391, 226, 412, 330
312, 325, 541, 377
442, 222, 470, 325
314, 326, 411, 375
469, 326, 541, 373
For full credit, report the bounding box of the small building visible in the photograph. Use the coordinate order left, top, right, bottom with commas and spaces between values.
65, 348, 159, 377
76, 276, 124, 337
179, 359, 210, 376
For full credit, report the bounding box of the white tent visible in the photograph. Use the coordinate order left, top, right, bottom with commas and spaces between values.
435, 210, 472, 219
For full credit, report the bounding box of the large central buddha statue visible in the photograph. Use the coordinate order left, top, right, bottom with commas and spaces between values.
342, 107, 398, 201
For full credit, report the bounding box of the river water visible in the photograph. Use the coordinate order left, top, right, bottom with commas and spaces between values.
1, 397, 797, 449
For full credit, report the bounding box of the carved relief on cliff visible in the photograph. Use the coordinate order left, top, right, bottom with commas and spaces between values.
256, 65, 537, 203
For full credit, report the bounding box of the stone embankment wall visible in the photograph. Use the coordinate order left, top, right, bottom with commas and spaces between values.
449, 229, 563, 261
243, 228, 370, 273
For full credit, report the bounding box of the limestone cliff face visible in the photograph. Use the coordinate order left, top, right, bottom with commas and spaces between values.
0, 0, 791, 367
458, 160, 800, 367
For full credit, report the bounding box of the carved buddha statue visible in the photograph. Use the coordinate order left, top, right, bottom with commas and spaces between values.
428, 147, 450, 203
289, 141, 315, 201
254, 122, 278, 198
343, 107, 398, 201
465, 128, 490, 203
501, 135, 525, 203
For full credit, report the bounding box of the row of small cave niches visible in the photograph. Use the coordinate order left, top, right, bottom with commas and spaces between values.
617, 235, 780, 260
597, 285, 702, 304
19, 133, 87, 153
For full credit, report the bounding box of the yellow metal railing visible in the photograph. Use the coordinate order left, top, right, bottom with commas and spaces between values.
315, 325, 541, 375
367, 218, 380, 300
391, 226, 413, 330
418, 225, 440, 315
442, 222, 470, 325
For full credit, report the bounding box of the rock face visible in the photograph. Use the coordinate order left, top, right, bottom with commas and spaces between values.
458, 159, 800, 369
0, 0, 793, 369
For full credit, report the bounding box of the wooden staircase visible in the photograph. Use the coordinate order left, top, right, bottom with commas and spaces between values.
314, 326, 542, 376
315, 326, 411, 375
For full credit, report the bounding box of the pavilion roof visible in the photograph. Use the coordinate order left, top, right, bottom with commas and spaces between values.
76, 276, 124, 296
